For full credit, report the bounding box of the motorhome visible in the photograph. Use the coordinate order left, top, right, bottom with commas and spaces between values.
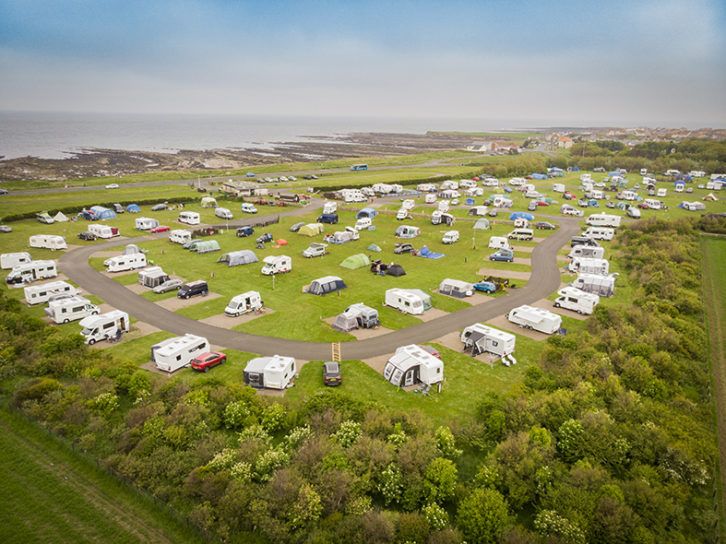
135, 217, 159, 230
552, 183, 565, 193
355, 217, 372, 230
88, 224, 120, 239
396, 208, 410, 220
214, 207, 233, 220
572, 273, 617, 297
568, 245, 605, 259
261, 255, 292, 275
29, 235, 67, 250
384, 288, 432, 315
104, 253, 147, 272
507, 305, 562, 335
24, 280, 77, 305
6, 260, 57, 285
488, 236, 511, 250
138, 266, 169, 288
178, 211, 201, 225
383, 345, 443, 388
569, 257, 610, 276
460, 323, 516, 357
244, 355, 297, 389
581, 227, 615, 241
323, 201, 338, 214
554, 286, 600, 315
79, 310, 129, 345
643, 198, 662, 210
442, 230, 459, 244
1, 252, 31, 270
627, 207, 641, 219
151, 334, 210, 373
224, 291, 263, 316
45, 296, 99, 324
169, 229, 192, 244
586, 213, 621, 228
620, 190, 637, 201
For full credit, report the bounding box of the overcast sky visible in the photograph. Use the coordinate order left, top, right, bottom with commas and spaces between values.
1, 0, 724, 126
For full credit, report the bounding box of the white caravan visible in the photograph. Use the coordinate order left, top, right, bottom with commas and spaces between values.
6, 260, 57, 285
225, 291, 263, 317
627, 207, 641, 219
355, 217, 372, 230
138, 266, 169, 288
169, 229, 192, 244
488, 236, 511, 250
460, 323, 516, 357
569, 257, 610, 276
586, 213, 621, 228
244, 355, 297, 390
581, 227, 615, 241
178, 211, 201, 225
45, 296, 99, 324
383, 345, 444, 388
1, 252, 32, 269
401, 199, 416, 210
88, 224, 120, 239
468, 206, 489, 217
552, 183, 565, 193
104, 253, 147, 272
338, 189, 367, 202
24, 280, 77, 305
621, 190, 638, 201
424, 193, 437, 204
507, 305, 562, 335
79, 310, 129, 345
554, 286, 600, 315
135, 217, 159, 230
572, 273, 617, 297
656, 188, 667, 198
29, 235, 67, 250
509, 177, 526, 186
384, 288, 431, 315
568, 245, 605, 259
396, 208, 410, 220
323, 201, 338, 215
151, 334, 210, 373
261, 255, 292, 275
643, 198, 662, 210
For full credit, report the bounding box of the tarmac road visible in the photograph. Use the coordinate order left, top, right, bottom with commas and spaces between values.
59, 209, 580, 361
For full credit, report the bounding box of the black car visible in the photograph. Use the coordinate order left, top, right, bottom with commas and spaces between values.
394, 243, 416, 254
535, 222, 556, 230
78, 231, 97, 241
323, 361, 342, 386
177, 280, 209, 299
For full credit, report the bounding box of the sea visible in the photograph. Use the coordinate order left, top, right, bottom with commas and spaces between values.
0, 111, 550, 160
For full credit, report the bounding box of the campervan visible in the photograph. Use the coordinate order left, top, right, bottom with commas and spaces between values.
572, 273, 617, 297
507, 305, 562, 335
103, 253, 147, 272
552, 183, 565, 193
135, 217, 159, 230
24, 280, 77, 305
138, 266, 169, 288
643, 198, 662, 210
215, 207, 233, 220
355, 217, 372, 230
384, 288, 431, 315
586, 213, 621, 228
554, 286, 600, 315
488, 236, 511, 250
244, 355, 297, 389
568, 245, 605, 259
225, 291, 263, 317
442, 230, 459, 244
425, 193, 437, 204
569, 257, 610, 276
29, 235, 67, 250
169, 229, 192, 244
323, 201, 338, 215
45, 296, 99, 324
261, 255, 292, 275
6, 260, 57, 285
581, 227, 615, 241
79, 310, 129, 345
396, 208, 409, 220
88, 224, 120, 239
1, 252, 31, 270
178, 211, 201, 225
460, 323, 516, 357
507, 228, 534, 241
152, 334, 210, 373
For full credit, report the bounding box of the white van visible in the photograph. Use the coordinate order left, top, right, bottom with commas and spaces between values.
442, 230, 459, 244
29, 235, 67, 250
79, 310, 129, 345
104, 253, 147, 272
6, 260, 58, 285
45, 296, 99, 324
586, 213, 621, 228
1, 252, 32, 270
214, 207, 233, 220
507, 228, 534, 241
88, 224, 120, 239
488, 236, 511, 250
24, 280, 77, 305
581, 227, 614, 241
261, 255, 292, 275
225, 291, 263, 316
178, 211, 201, 225
169, 229, 192, 244
355, 217, 372, 230
151, 334, 210, 373
554, 286, 599, 315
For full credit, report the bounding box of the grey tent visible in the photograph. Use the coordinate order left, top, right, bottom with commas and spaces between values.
332, 302, 379, 332
439, 278, 475, 298
217, 250, 259, 267
195, 240, 221, 254
473, 218, 490, 230
367, 243, 382, 252
123, 243, 143, 255
307, 275, 347, 295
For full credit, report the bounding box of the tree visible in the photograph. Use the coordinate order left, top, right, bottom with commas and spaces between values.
456, 488, 510, 544
423, 457, 458, 504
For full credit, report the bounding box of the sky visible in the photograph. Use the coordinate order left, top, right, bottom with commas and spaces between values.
1, 0, 725, 127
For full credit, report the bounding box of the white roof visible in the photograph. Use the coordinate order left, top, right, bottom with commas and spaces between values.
464, 323, 515, 343
245, 355, 295, 373
557, 286, 600, 302
154, 334, 207, 357
389, 344, 442, 372
263, 255, 289, 264
510, 305, 559, 322
47, 295, 90, 308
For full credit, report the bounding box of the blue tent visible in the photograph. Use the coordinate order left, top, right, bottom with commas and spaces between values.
509, 212, 534, 221
674, 180, 686, 187
609, 171, 620, 177
465, 198, 475, 206
90, 206, 117, 220
126, 204, 141, 213
588, 199, 599, 207
356, 207, 378, 219
503, 185, 513, 193
416, 246, 445, 259
531, 173, 548, 180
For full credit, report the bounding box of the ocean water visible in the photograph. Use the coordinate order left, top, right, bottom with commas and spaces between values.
0, 111, 536, 160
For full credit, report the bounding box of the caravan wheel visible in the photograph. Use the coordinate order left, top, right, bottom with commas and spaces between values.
89, 338, 96, 345
63, 318, 69, 324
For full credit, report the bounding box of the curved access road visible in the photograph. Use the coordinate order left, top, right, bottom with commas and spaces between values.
59, 214, 580, 361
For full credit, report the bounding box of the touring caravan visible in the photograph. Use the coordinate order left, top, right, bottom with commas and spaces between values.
6, 260, 57, 285
135, 217, 159, 230
79, 310, 129, 344
581, 227, 614, 241
383, 344, 444, 388
178, 211, 201, 225
24, 280, 77, 305
488, 236, 511, 250
620, 190, 638, 201
568, 245, 605, 259
643, 198, 662, 210
396, 225, 421, 238
572, 273, 618, 297
29, 235, 67, 250
1, 252, 31, 270
88, 224, 120, 239
396, 208, 409, 220
169, 229, 192, 244
431, 211, 455, 225
552, 183, 565, 193
627, 207, 641, 219
244, 355, 297, 390
323, 201, 337, 215
384, 288, 432, 315
138, 266, 169, 288
151, 334, 210, 373
425, 193, 437, 204
460, 323, 516, 357
224, 291, 263, 317
507, 305, 562, 335
214, 207, 233, 220
45, 296, 99, 324
468, 206, 488, 217
554, 286, 600, 315
104, 253, 147, 272
586, 213, 621, 228
261, 255, 292, 275
569, 257, 610, 276
439, 278, 474, 298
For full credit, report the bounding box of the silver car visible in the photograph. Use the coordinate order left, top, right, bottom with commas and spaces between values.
153, 279, 183, 294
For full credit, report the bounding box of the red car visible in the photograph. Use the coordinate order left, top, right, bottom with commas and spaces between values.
563, 192, 575, 200
190, 351, 227, 372
536, 200, 550, 206
151, 225, 170, 233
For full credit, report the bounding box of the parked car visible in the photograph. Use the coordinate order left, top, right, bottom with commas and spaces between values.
105, 183, 119, 189
236, 226, 254, 237
77, 231, 97, 241
323, 361, 342, 386
0, 189, 8, 195
473, 280, 497, 293
113, 203, 125, 213
289, 222, 305, 232
606, 201, 616, 208
563, 191, 575, 200
177, 280, 209, 299
394, 243, 416, 254
489, 249, 514, 262
152, 279, 183, 294
151, 202, 168, 211
535, 222, 556, 230
151, 225, 170, 233
191, 351, 227, 372
0, 225, 12, 233
536, 200, 549, 206
241, 203, 258, 214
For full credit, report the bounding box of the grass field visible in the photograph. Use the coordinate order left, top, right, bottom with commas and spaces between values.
0, 406, 202, 544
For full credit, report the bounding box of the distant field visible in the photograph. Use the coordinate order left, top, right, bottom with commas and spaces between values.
0, 407, 201, 544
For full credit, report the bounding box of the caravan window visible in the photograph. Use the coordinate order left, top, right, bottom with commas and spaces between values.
103, 322, 114, 330
492, 341, 498, 347
176, 354, 182, 361
194, 343, 205, 351
405, 301, 411, 308
437, 367, 441, 374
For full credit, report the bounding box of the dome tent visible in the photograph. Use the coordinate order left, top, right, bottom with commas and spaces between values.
340, 253, 370, 270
